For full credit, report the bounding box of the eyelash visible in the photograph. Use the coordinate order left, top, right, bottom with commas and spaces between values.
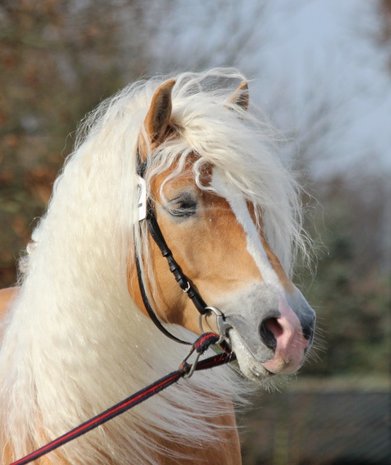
168, 197, 197, 218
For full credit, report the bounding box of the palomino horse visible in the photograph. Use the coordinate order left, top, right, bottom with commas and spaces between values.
0, 69, 315, 465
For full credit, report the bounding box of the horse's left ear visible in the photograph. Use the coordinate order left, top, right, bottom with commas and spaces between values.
139, 79, 175, 159
227, 81, 249, 110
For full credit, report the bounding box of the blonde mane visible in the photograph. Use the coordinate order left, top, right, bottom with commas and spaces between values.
0, 69, 306, 465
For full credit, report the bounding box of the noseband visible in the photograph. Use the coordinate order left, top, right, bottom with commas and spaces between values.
135, 162, 225, 345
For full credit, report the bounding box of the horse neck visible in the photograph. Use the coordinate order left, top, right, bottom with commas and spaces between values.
0, 150, 154, 457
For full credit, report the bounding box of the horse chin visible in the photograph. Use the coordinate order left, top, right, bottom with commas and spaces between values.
228, 328, 295, 388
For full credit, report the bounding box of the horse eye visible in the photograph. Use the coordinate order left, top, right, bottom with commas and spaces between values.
168, 194, 197, 218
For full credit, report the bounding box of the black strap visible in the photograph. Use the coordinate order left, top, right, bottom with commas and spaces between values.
135, 201, 212, 344
135, 250, 191, 345
146, 206, 208, 315
135, 159, 212, 344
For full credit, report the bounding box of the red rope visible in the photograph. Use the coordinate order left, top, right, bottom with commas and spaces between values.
10, 333, 234, 465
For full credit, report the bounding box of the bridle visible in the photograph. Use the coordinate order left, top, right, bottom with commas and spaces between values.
135, 160, 227, 345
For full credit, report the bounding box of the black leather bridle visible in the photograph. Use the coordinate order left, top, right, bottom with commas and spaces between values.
135, 161, 220, 345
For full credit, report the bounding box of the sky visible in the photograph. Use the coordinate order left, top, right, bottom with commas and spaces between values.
149, 0, 391, 179
249, 0, 391, 177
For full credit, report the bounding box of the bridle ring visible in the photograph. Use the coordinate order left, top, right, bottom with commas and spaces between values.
204, 306, 224, 318
199, 306, 225, 344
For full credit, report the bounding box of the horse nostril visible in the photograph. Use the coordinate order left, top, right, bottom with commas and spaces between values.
301, 316, 315, 341
302, 324, 312, 340
259, 317, 281, 351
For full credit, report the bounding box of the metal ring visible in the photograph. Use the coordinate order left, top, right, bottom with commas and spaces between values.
183, 352, 201, 379
204, 306, 224, 318
198, 307, 225, 344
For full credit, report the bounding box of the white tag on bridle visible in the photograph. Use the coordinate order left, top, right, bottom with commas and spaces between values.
137, 176, 147, 221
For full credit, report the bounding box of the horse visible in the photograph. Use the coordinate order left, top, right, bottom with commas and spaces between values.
0, 68, 316, 465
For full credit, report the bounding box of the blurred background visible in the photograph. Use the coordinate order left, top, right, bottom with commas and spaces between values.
0, 1, 390, 463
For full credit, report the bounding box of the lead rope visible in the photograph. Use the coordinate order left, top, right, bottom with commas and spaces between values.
10, 333, 235, 465
11, 167, 233, 464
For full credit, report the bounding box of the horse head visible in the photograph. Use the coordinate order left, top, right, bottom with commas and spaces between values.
0, 70, 317, 464
129, 78, 316, 384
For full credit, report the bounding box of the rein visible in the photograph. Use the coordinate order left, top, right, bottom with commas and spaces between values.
11, 166, 234, 465
11, 333, 235, 465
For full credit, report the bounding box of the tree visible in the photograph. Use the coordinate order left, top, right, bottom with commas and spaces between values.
298, 173, 390, 377
0, 0, 151, 286
380, 0, 391, 71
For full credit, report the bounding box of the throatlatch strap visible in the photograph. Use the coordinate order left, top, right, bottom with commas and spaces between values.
135, 252, 191, 345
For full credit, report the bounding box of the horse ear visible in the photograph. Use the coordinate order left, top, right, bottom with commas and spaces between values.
228, 81, 249, 110
139, 79, 175, 158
